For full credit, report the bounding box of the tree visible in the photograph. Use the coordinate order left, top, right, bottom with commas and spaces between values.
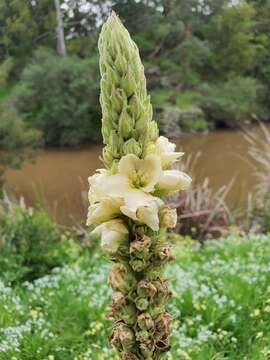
54, 0, 66, 56
0, 0, 56, 74
0, 101, 42, 186
208, 3, 257, 78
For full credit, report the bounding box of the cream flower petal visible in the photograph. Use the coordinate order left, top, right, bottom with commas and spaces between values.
92, 219, 129, 253
86, 198, 122, 225
157, 170, 192, 192
120, 189, 163, 230
98, 173, 130, 198
155, 136, 184, 168
118, 154, 162, 192
88, 171, 130, 203
137, 205, 160, 231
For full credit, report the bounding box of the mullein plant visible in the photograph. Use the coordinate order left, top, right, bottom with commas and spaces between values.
87, 12, 192, 360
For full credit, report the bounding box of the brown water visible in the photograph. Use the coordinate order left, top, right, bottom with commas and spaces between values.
5, 128, 262, 225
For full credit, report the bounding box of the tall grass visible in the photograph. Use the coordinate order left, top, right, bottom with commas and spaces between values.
245, 122, 270, 232
169, 153, 234, 241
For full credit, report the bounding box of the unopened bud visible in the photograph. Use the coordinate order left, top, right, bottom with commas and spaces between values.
123, 138, 142, 156
149, 121, 159, 141
137, 280, 157, 298
156, 245, 174, 263
138, 313, 154, 331
130, 235, 151, 255
155, 312, 174, 338
111, 292, 126, 312
135, 297, 149, 311
110, 322, 136, 351
121, 71, 137, 98
159, 206, 177, 228
140, 341, 155, 358
123, 353, 140, 360
129, 257, 147, 272
155, 338, 170, 352
109, 263, 136, 293
119, 107, 133, 139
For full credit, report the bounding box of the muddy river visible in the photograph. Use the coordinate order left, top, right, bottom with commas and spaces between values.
5, 127, 263, 225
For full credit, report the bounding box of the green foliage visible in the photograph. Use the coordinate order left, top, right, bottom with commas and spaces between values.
1, 234, 270, 358
199, 77, 258, 127
0, 102, 41, 182
0, 0, 56, 75
0, 58, 14, 86
0, 0, 270, 143
0, 202, 79, 283
14, 50, 101, 147
209, 3, 257, 78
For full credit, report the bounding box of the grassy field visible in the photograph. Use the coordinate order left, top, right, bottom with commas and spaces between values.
1, 234, 270, 360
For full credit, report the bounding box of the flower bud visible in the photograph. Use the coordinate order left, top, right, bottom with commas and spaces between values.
138, 313, 154, 331
91, 219, 129, 253
109, 263, 136, 293
130, 235, 151, 256
140, 341, 155, 358
135, 114, 149, 134
111, 292, 126, 312
115, 53, 128, 75
121, 303, 137, 325
109, 130, 121, 157
129, 257, 147, 272
152, 277, 171, 299
119, 107, 133, 139
149, 121, 159, 141
148, 305, 165, 319
155, 337, 170, 352
123, 138, 142, 157
159, 206, 177, 229
110, 322, 136, 352
102, 146, 114, 166
121, 71, 137, 98
135, 297, 149, 311
123, 353, 140, 360
156, 245, 174, 263
137, 280, 157, 298
155, 312, 174, 338
129, 94, 142, 119
135, 329, 150, 342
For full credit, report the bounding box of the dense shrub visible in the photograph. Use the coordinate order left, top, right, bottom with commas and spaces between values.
199, 77, 258, 127
0, 196, 79, 282
0, 58, 14, 86
14, 49, 101, 147
0, 101, 42, 183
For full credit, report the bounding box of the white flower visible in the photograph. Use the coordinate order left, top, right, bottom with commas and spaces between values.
118, 153, 161, 192
88, 171, 130, 203
92, 219, 129, 253
157, 170, 192, 192
120, 189, 163, 231
154, 136, 184, 168
86, 198, 122, 225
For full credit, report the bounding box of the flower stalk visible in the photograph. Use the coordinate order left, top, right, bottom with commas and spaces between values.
87, 12, 192, 359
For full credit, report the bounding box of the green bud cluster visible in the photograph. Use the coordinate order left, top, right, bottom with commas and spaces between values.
97, 13, 175, 359
98, 12, 158, 168
108, 229, 174, 359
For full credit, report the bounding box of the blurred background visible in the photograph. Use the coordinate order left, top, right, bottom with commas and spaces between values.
1, 0, 270, 232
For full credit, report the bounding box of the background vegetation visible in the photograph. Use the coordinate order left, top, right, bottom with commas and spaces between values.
1, 0, 270, 152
